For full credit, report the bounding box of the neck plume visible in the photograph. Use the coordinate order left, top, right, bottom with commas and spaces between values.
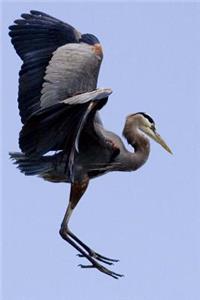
122, 122, 150, 171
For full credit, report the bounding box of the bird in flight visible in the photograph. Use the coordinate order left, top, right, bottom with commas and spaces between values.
9, 10, 172, 279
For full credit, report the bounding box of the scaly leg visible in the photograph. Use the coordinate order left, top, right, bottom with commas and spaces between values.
68, 230, 119, 264
59, 176, 123, 278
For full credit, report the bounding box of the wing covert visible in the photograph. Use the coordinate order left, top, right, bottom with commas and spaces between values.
41, 43, 103, 107
9, 10, 102, 123
19, 88, 112, 180
19, 88, 112, 156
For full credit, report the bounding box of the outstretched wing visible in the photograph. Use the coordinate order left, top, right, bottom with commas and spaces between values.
19, 88, 112, 179
9, 10, 102, 123
9, 10, 81, 60
40, 43, 102, 107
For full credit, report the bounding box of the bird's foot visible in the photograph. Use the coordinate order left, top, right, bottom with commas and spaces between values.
77, 250, 119, 265
60, 228, 123, 278
78, 261, 124, 279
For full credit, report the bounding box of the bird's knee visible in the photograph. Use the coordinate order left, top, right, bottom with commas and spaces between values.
59, 225, 68, 239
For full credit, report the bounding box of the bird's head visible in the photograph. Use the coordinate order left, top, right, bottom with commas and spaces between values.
123, 112, 172, 154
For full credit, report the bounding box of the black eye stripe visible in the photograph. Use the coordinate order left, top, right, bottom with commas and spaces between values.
151, 124, 156, 131
128, 112, 155, 125
137, 112, 155, 125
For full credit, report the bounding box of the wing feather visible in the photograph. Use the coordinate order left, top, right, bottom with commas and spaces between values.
41, 43, 102, 107
9, 10, 81, 59
9, 10, 82, 123
19, 89, 112, 173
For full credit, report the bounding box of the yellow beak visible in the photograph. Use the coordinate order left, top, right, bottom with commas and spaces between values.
142, 127, 173, 154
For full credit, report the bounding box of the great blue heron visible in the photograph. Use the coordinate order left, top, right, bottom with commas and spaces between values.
9, 10, 172, 279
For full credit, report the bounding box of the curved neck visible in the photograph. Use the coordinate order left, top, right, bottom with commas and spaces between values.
122, 127, 150, 171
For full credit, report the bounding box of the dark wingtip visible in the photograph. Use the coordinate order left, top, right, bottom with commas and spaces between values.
30, 10, 49, 16
20, 13, 31, 19
30, 10, 42, 15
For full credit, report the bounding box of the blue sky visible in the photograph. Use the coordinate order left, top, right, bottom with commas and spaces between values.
2, 2, 200, 300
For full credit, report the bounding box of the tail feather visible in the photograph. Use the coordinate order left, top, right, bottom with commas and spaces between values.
9, 152, 52, 176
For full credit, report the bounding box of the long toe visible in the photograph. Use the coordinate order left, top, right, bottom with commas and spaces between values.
78, 262, 124, 279
77, 253, 114, 265
77, 251, 119, 263
93, 252, 119, 262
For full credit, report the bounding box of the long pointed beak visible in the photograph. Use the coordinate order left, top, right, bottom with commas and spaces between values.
153, 132, 173, 154
142, 127, 173, 154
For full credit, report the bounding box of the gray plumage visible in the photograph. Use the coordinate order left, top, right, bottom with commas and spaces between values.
41, 43, 102, 107
9, 10, 172, 279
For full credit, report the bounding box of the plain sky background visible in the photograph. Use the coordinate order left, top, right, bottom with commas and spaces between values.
1, 1, 200, 300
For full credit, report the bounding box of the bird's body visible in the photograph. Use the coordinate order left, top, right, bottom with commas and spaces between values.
12, 128, 122, 183
9, 10, 172, 279
11, 116, 150, 183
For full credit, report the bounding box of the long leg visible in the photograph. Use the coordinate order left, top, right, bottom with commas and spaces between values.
59, 176, 123, 278
60, 176, 118, 264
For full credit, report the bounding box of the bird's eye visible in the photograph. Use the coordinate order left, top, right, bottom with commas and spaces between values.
151, 124, 156, 131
